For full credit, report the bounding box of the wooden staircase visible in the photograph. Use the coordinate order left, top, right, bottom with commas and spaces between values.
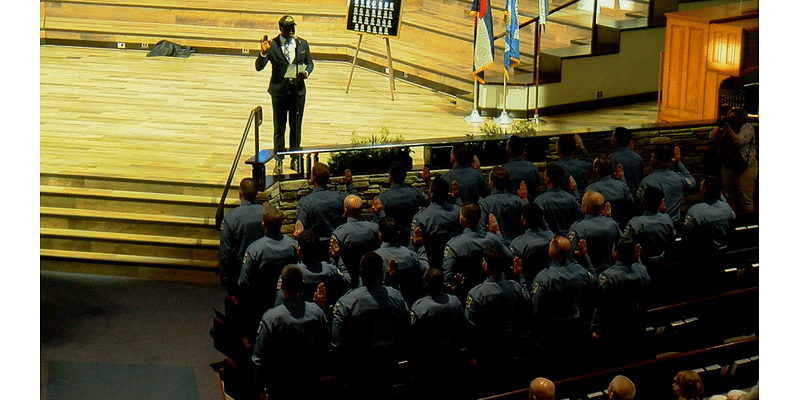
40, 173, 239, 283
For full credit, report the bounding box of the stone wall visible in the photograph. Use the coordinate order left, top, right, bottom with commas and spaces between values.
263, 123, 750, 234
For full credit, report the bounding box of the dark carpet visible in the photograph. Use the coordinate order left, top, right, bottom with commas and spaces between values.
40, 271, 226, 400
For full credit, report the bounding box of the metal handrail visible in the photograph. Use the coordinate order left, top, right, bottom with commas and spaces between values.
492, 0, 582, 41
215, 106, 262, 231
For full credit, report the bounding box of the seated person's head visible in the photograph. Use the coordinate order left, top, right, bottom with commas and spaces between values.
528, 377, 555, 400
280, 264, 304, 296
672, 370, 704, 400
262, 205, 284, 234
641, 187, 664, 212
359, 252, 384, 283
378, 217, 401, 244
522, 203, 545, 230
239, 177, 258, 202
459, 202, 481, 229
544, 164, 565, 188
482, 245, 509, 277
423, 268, 444, 295
490, 166, 512, 191
452, 143, 473, 166
429, 177, 450, 203
388, 161, 407, 184
608, 375, 636, 400
593, 155, 614, 177
613, 238, 636, 265
312, 162, 331, 186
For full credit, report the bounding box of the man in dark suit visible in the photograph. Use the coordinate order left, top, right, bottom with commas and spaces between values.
256, 15, 314, 174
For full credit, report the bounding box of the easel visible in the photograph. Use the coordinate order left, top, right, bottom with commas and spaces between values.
345, 33, 396, 101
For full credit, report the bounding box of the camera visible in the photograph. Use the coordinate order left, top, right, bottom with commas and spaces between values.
715, 117, 730, 128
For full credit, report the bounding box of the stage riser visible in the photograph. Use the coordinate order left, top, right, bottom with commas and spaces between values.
40, 234, 218, 262
40, 211, 219, 240
39, 257, 219, 284
41, 191, 236, 219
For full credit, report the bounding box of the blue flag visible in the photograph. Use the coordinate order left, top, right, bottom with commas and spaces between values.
471, 0, 494, 84
503, 0, 520, 79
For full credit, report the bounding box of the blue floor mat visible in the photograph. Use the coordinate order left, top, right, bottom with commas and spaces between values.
46, 361, 200, 400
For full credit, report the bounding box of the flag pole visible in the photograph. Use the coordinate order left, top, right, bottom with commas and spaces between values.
496, 74, 513, 124
533, 19, 546, 125
466, 13, 485, 123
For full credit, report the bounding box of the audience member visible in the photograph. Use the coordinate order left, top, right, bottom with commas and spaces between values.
442, 143, 490, 203
636, 145, 697, 224
672, 370, 705, 400
590, 239, 651, 364
504, 135, 540, 201
608, 375, 637, 400
510, 203, 555, 289
252, 265, 329, 400
275, 230, 345, 311
530, 236, 596, 364
330, 194, 380, 287
568, 191, 622, 275
238, 205, 298, 319
296, 162, 357, 247
479, 166, 527, 243
219, 177, 265, 298
375, 217, 428, 306
371, 161, 429, 245
622, 187, 675, 275
681, 176, 735, 287
410, 177, 462, 269
534, 163, 582, 236
608, 127, 644, 197
585, 155, 634, 224
331, 252, 410, 398
465, 246, 531, 363
710, 106, 758, 213
556, 133, 593, 191
441, 202, 510, 299
709, 381, 758, 400
528, 377, 556, 400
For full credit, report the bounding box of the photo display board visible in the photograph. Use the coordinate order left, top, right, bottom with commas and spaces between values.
345, 0, 403, 37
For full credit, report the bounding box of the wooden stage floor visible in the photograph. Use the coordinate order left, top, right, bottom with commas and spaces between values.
40, 45, 658, 185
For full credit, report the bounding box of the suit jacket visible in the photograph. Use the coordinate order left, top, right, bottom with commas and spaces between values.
255, 35, 314, 97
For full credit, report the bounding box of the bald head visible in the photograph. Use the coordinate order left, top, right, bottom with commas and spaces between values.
529, 377, 555, 400
343, 195, 362, 217
608, 375, 636, 400
582, 190, 604, 215
548, 236, 572, 262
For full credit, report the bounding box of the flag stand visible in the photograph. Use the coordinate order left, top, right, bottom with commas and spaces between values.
465, 78, 485, 123
495, 74, 513, 125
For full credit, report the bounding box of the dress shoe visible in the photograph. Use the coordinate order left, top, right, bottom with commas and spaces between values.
273, 159, 283, 175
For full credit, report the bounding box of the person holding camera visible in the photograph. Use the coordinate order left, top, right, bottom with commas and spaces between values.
710, 107, 757, 213
256, 15, 314, 175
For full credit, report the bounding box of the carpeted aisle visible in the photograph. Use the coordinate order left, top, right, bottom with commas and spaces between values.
40, 271, 227, 400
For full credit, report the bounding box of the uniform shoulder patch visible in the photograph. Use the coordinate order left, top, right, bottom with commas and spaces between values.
532, 282, 540, 295
257, 320, 264, 334
410, 311, 417, 326
443, 246, 452, 259
465, 295, 474, 309
242, 253, 250, 265
598, 275, 608, 286
567, 230, 577, 243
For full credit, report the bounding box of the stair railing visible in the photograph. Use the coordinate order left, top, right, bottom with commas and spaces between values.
215, 106, 263, 231
492, 0, 583, 41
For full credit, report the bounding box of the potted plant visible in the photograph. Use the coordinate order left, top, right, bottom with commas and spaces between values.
328, 128, 412, 174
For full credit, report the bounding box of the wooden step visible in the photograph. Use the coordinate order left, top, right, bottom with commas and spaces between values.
40, 206, 219, 240
40, 227, 219, 261
40, 248, 219, 284
40, 173, 228, 197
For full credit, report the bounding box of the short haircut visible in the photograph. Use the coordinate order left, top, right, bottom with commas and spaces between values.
281, 264, 304, 295
507, 135, 525, 157
642, 187, 664, 212
312, 162, 331, 186
240, 178, 258, 202
614, 238, 636, 265
297, 230, 319, 256
522, 203, 545, 229
583, 191, 604, 214
483, 245, 509, 273
702, 175, 723, 199
460, 202, 481, 227
452, 143, 473, 166
613, 127, 632, 147
653, 146, 673, 164
593, 155, 614, 177
557, 134, 576, 155
423, 268, 444, 294
545, 163, 565, 186
359, 252, 384, 282
344, 194, 363, 213
490, 166, 511, 191
378, 217, 401, 244
430, 177, 450, 203
388, 161, 407, 183
609, 375, 636, 400
262, 205, 284, 233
